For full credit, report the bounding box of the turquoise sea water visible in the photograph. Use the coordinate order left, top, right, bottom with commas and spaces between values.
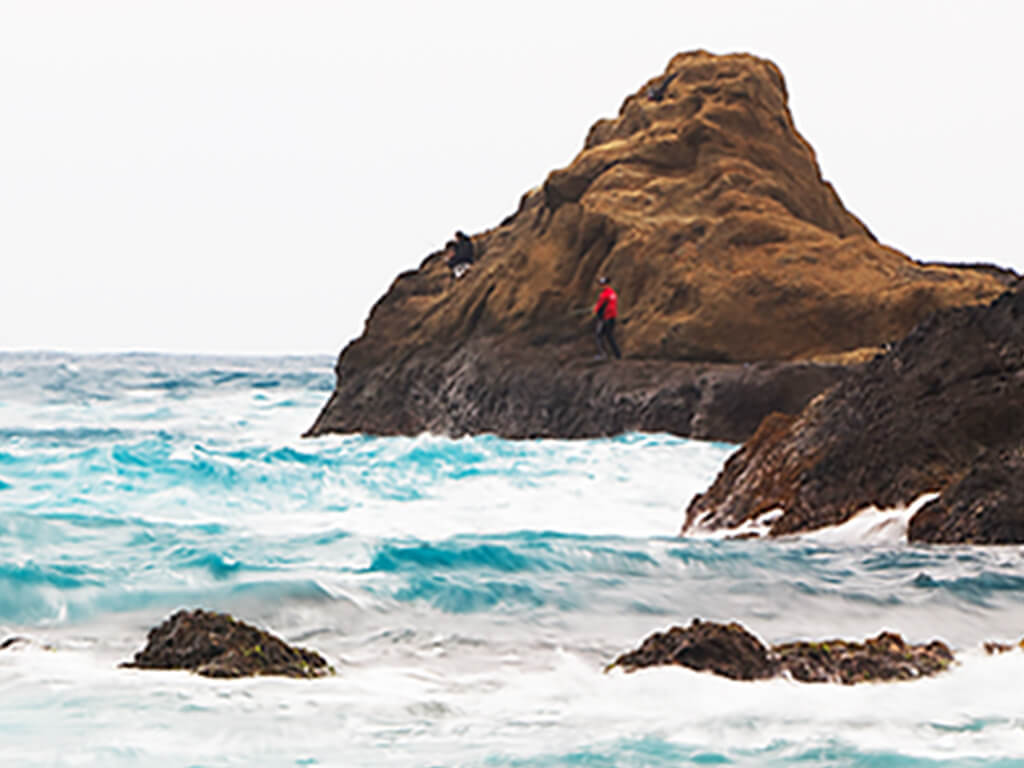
2, 352, 1024, 766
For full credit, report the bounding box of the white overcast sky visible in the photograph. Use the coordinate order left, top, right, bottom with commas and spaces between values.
1, 1, 1021, 355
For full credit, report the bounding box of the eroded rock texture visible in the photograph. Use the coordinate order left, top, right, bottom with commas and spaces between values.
121, 609, 330, 679
308, 50, 1009, 441
610, 618, 954, 684
684, 285, 1024, 543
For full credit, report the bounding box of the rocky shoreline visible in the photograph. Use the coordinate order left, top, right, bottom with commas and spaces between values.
683, 284, 1024, 544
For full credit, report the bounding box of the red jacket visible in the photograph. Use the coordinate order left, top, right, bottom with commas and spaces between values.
595, 286, 618, 319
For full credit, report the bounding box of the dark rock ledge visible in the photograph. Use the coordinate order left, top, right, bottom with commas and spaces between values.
607, 618, 954, 684
683, 284, 1024, 544
120, 609, 331, 679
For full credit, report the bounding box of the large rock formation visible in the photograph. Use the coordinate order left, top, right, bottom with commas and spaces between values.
684, 285, 1024, 544
608, 618, 954, 684
307, 50, 1010, 441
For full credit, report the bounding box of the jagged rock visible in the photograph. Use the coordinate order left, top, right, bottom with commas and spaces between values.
683, 285, 1024, 543
121, 609, 330, 679
773, 632, 953, 684
610, 619, 953, 684
609, 618, 778, 680
908, 451, 1024, 544
306, 51, 1010, 442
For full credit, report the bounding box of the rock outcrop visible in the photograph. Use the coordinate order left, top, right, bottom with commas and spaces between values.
609, 619, 778, 680
307, 50, 1010, 441
121, 609, 331, 679
609, 618, 954, 684
684, 285, 1024, 543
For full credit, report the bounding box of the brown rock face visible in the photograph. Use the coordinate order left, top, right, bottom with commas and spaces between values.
684, 285, 1024, 543
308, 50, 1009, 441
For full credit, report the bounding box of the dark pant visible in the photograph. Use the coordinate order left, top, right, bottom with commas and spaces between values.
595, 317, 621, 359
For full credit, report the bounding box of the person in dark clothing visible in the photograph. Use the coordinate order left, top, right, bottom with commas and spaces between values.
593, 276, 621, 359
646, 72, 678, 102
447, 230, 475, 279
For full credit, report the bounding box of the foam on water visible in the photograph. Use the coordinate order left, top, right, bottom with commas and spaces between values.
2, 353, 1024, 766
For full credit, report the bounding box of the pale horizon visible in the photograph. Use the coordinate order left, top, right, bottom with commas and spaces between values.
3, 0, 1021, 355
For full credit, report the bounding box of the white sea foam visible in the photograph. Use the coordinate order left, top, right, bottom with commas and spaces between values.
4, 631, 1024, 766
688, 493, 942, 546
687, 506, 784, 539
802, 492, 941, 546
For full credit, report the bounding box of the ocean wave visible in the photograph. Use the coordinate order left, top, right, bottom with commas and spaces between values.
0, 572, 339, 626
0, 427, 130, 443
912, 570, 1024, 607
0, 352, 334, 404
365, 535, 662, 579
391, 575, 564, 613
0, 561, 104, 590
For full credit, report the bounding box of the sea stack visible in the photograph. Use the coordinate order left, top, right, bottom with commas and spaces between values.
306, 50, 1009, 442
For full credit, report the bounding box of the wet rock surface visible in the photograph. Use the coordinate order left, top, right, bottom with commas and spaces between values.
307, 51, 1008, 443
308, 340, 851, 443
610, 619, 954, 684
683, 285, 1024, 543
610, 619, 778, 680
121, 609, 330, 679
907, 450, 1024, 544
773, 632, 954, 684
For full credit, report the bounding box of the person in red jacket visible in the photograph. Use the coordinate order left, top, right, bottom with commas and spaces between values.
593, 276, 621, 359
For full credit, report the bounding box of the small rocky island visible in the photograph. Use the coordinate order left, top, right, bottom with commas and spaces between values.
120, 609, 331, 679
609, 619, 954, 684
306, 50, 1009, 444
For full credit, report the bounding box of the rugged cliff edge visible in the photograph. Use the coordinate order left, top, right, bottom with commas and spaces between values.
307, 50, 1008, 441
683, 284, 1024, 544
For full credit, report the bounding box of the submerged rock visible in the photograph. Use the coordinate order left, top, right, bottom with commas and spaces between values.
121, 609, 330, 679
307, 51, 1009, 443
683, 285, 1024, 544
610, 619, 953, 684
